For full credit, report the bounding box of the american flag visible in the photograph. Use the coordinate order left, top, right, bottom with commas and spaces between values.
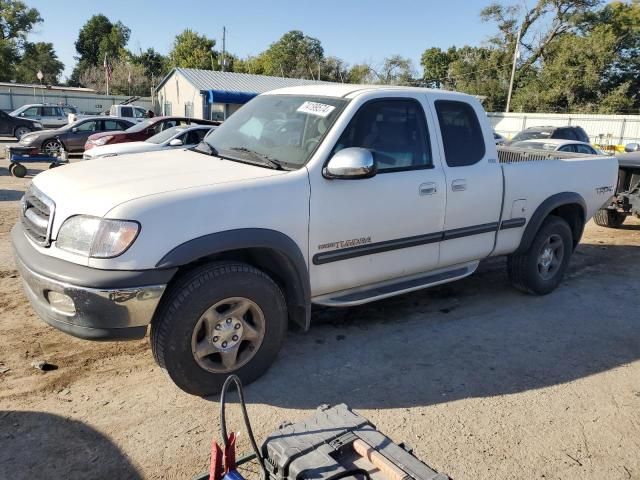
103, 55, 112, 81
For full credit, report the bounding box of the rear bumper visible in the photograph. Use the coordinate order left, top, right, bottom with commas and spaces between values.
12, 224, 176, 340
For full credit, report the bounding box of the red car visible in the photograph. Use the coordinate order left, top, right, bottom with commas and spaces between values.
84, 116, 220, 150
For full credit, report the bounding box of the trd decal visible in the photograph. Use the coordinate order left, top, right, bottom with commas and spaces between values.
318, 237, 372, 250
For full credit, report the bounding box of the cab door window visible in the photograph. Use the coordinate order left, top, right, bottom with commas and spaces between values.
333, 99, 432, 173
435, 100, 486, 167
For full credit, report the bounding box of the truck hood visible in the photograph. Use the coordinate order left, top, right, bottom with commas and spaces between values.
33, 149, 288, 219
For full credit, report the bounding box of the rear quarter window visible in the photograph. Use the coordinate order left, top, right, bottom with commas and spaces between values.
435, 100, 485, 167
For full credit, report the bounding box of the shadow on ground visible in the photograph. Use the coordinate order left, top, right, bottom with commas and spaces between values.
0, 189, 24, 201
240, 243, 640, 409
0, 411, 142, 480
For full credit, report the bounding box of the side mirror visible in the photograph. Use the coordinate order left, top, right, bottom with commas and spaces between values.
323, 147, 377, 179
625, 143, 640, 153
169, 138, 183, 147
71, 127, 78, 133
20, 113, 25, 117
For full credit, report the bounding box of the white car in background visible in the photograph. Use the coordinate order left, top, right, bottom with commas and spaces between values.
510, 138, 602, 155
82, 125, 214, 160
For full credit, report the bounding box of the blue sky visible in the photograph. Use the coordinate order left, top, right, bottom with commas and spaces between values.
26, 0, 497, 80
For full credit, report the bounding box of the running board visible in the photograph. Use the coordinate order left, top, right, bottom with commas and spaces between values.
312, 261, 479, 307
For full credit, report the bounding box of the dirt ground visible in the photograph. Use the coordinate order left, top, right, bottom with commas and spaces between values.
1, 141, 639, 480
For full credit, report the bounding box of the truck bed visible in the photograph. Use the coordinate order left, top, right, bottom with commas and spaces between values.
493, 147, 618, 256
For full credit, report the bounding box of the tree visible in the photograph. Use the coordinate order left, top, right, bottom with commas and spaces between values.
258, 30, 324, 78
421, 47, 455, 88
375, 55, 416, 85
130, 47, 168, 81
79, 59, 150, 96
480, 0, 602, 84
70, 14, 130, 85
347, 63, 376, 84
0, 0, 42, 81
168, 29, 216, 70
319, 56, 348, 82
14, 42, 64, 84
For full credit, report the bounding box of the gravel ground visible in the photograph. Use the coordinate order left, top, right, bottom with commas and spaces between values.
1, 145, 639, 480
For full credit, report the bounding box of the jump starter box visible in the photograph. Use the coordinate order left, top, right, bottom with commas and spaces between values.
261, 404, 450, 480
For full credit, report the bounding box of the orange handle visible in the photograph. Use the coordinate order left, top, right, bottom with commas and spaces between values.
352, 439, 409, 480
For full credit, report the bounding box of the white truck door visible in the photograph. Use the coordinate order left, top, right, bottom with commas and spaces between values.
429, 98, 503, 266
308, 97, 446, 296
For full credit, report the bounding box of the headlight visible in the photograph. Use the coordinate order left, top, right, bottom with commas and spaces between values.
33, 122, 43, 129
20, 135, 35, 145
94, 136, 114, 146
56, 215, 140, 258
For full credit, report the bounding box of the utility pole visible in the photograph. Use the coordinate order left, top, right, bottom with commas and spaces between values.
221, 26, 226, 72
505, 25, 522, 113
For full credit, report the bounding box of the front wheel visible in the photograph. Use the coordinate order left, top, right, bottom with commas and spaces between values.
151, 262, 287, 396
42, 139, 62, 156
11, 163, 27, 178
593, 208, 625, 228
507, 215, 573, 295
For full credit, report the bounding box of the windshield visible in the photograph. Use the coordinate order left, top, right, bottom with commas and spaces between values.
203, 95, 347, 169
126, 118, 156, 133
147, 126, 185, 144
512, 130, 552, 142
511, 141, 559, 151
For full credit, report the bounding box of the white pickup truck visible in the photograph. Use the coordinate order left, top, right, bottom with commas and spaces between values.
12, 85, 618, 396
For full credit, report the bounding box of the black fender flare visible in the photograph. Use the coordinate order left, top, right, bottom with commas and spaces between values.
156, 229, 311, 331
515, 192, 586, 254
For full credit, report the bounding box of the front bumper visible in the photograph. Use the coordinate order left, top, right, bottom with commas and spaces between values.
12, 224, 177, 340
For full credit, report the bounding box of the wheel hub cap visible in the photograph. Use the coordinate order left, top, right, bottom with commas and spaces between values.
537, 234, 564, 280
191, 296, 265, 373
211, 317, 244, 350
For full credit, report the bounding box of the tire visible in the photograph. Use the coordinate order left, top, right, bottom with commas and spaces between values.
593, 208, 625, 228
42, 139, 62, 156
151, 262, 288, 396
11, 163, 27, 178
8, 163, 16, 175
507, 215, 573, 295
14, 126, 31, 140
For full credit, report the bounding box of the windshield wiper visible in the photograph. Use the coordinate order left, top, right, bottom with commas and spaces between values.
228, 147, 286, 170
192, 141, 218, 156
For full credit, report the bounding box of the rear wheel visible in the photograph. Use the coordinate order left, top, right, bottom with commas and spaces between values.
151, 262, 287, 396
508, 215, 573, 295
14, 126, 31, 140
593, 208, 625, 228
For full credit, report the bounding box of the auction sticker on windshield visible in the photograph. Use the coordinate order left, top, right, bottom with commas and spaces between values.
297, 101, 336, 117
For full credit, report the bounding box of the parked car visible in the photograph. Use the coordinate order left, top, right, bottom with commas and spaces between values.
69, 104, 150, 124
10, 103, 78, 129
82, 125, 214, 160
510, 125, 591, 144
17, 116, 136, 154
510, 139, 600, 155
84, 116, 220, 150
593, 143, 640, 228
0, 109, 43, 139
12, 85, 617, 396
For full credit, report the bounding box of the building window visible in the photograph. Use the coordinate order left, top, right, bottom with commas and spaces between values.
210, 103, 225, 121
184, 101, 194, 118
163, 102, 172, 116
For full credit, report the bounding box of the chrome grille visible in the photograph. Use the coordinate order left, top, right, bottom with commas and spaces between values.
21, 185, 55, 246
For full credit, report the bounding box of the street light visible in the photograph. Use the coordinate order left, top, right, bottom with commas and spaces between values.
36, 70, 45, 103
